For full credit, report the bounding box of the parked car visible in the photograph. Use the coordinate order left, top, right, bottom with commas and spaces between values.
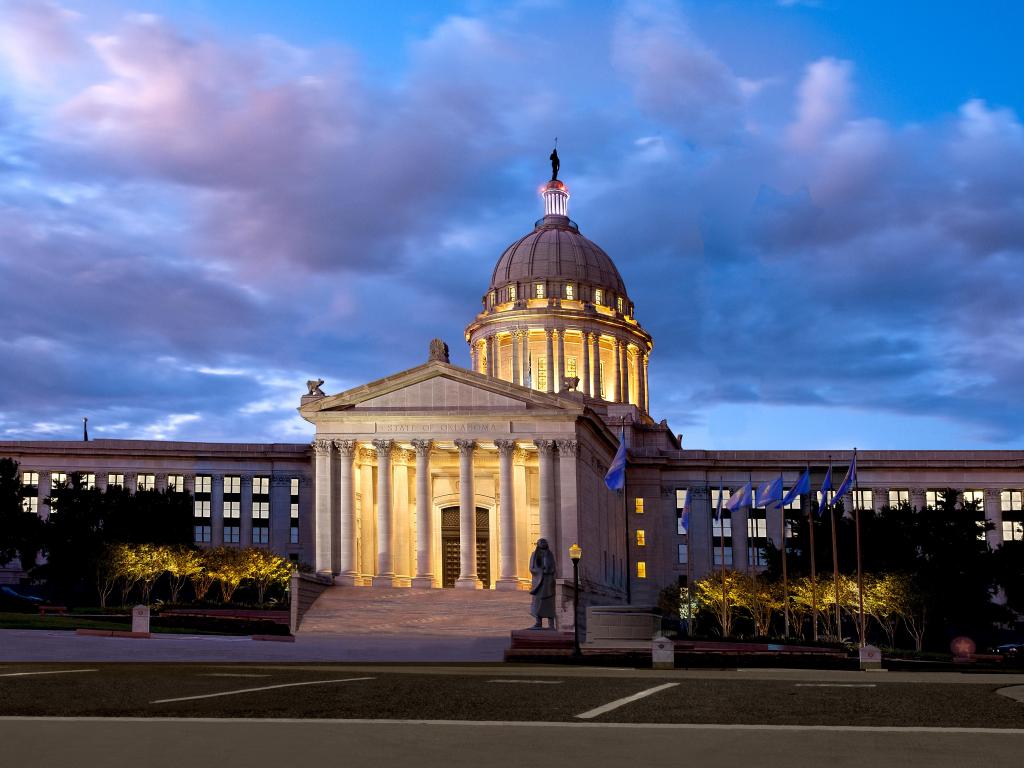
0, 586, 46, 612
992, 643, 1023, 656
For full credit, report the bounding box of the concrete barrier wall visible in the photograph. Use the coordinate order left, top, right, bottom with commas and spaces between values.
289, 572, 334, 634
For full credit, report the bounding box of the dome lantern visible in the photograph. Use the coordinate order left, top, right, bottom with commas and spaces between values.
542, 180, 569, 218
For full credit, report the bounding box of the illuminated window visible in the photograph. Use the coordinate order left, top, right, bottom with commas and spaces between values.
634, 498, 644, 514
224, 476, 241, 495
963, 490, 984, 511
224, 502, 240, 520
888, 489, 909, 508
224, 473, 241, 544
194, 473, 212, 543
20, 472, 39, 514
1002, 487, 1024, 543
535, 283, 545, 299
710, 487, 734, 566
80, 473, 96, 490
51, 472, 67, 490
290, 478, 300, 544
925, 490, 943, 508
107, 473, 124, 488
253, 477, 270, 496
783, 490, 801, 510
599, 360, 606, 398
167, 474, 185, 492
636, 561, 646, 579
536, 357, 547, 391
853, 489, 872, 511
195, 475, 212, 495
509, 284, 517, 302
565, 284, 574, 300
747, 512, 767, 567
594, 288, 603, 305
253, 476, 270, 545
676, 489, 688, 534
635, 530, 646, 546
137, 474, 155, 491
616, 297, 624, 313
22, 471, 39, 487
566, 356, 577, 378
194, 500, 211, 518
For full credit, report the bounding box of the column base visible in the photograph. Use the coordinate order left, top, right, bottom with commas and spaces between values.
455, 577, 483, 590
372, 574, 404, 588
411, 576, 435, 589
494, 578, 521, 591
333, 573, 360, 586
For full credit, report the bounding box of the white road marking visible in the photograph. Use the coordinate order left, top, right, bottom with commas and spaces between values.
996, 685, 1024, 703
151, 677, 374, 704
3, 717, 1024, 735
197, 674, 272, 678
575, 683, 678, 720
0, 669, 97, 678
486, 679, 563, 684
794, 683, 877, 688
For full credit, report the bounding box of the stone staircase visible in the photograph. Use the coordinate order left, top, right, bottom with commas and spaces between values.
298, 586, 534, 637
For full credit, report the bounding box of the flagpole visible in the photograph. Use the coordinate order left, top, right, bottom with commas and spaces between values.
686, 495, 693, 639
719, 476, 727, 637
853, 448, 865, 646
622, 417, 631, 606
808, 462, 818, 642
780, 471, 790, 638
829, 455, 841, 642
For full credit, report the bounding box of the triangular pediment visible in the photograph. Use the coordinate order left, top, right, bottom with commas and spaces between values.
300, 360, 585, 417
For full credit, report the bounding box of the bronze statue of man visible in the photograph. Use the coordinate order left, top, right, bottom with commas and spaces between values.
549, 148, 560, 181
529, 538, 556, 629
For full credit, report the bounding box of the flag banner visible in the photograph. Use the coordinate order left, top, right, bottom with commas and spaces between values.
714, 479, 724, 521
725, 481, 752, 512
817, 464, 833, 516
780, 469, 810, 507
604, 428, 627, 490
833, 452, 857, 500
680, 488, 691, 534
757, 475, 783, 509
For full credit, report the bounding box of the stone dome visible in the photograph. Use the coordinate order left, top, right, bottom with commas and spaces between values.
488, 214, 628, 299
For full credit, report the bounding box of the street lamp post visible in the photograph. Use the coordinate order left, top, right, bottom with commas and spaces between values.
569, 543, 582, 660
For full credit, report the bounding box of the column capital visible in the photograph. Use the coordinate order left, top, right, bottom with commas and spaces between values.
494, 439, 516, 458
333, 439, 358, 458
454, 439, 477, 456
411, 439, 433, 457
394, 448, 416, 465
513, 447, 530, 465
543, 327, 554, 339
534, 439, 556, 456
555, 439, 579, 457
313, 438, 333, 456
359, 447, 377, 464
372, 439, 394, 457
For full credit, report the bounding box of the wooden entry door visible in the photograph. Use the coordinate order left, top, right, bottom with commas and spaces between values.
441, 506, 490, 588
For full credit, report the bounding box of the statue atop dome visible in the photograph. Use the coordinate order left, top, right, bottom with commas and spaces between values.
549, 147, 560, 181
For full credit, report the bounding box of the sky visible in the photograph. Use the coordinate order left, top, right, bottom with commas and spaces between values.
0, 0, 1022, 449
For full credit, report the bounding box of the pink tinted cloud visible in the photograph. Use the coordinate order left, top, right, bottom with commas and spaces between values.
0, 0, 82, 85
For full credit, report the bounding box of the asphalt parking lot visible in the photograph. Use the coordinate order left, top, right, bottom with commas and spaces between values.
1, 663, 1024, 728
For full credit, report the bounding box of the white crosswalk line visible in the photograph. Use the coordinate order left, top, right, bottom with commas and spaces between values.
575, 683, 678, 720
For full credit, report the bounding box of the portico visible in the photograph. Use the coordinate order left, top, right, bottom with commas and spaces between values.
299, 349, 624, 595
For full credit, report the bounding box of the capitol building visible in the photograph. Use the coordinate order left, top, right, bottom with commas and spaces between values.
3, 165, 1023, 617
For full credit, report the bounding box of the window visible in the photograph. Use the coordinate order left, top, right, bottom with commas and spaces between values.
853, 489, 872, 511
80, 473, 96, 490
925, 490, 943, 508
599, 360, 607, 398
566, 356, 577, 378
963, 490, 985, 511
535, 283, 545, 299
509, 284, 517, 302
1003, 490, 1023, 542
594, 288, 603, 305
51, 472, 67, 490
634, 498, 644, 514
565, 284, 574, 300
253, 476, 270, 545
616, 297, 624, 313
636, 561, 646, 579
194, 474, 212, 544
747, 512, 768, 567
107, 473, 124, 488
137, 474, 155, 491
678, 543, 688, 565
676, 489, 689, 534
194, 524, 211, 543
889, 489, 909, 508
20, 472, 39, 514
167, 474, 185, 492
489, 290, 496, 306
222, 473, 240, 546
635, 530, 646, 547
224, 476, 241, 495
194, 500, 211, 518
290, 478, 300, 544
710, 487, 733, 566
195, 475, 212, 495
783, 490, 801, 510
22, 471, 39, 487
536, 356, 547, 391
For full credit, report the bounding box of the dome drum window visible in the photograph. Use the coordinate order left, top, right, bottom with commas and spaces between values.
508, 284, 517, 302
594, 288, 603, 306
565, 284, 574, 300
535, 283, 546, 299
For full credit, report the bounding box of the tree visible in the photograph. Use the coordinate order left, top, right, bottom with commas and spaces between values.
693, 569, 745, 638
733, 575, 783, 638
862, 572, 904, 649
123, 543, 165, 605
243, 548, 293, 604
163, 546, 204, 604
0, 458, 46, 577
94, 543, 133, 609
206, 547, 247, 603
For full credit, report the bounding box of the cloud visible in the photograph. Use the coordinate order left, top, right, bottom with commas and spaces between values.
0, 0, 83, 85
787, 57, 854, 150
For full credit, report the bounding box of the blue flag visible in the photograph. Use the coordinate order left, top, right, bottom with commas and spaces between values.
833, 452, 857, 501
714, 478, 724, 522
757, 475, 783, 509
725, 481, 752, 512
818, 464, 833, 516
604, 428, 627, 490
679, 488, 691, 534
780, 469, 810, 508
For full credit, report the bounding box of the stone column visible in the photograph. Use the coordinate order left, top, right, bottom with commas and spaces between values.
211, 473, 225, 547
637, 350, 647, 413
535, 440, 557, 544
270, 474, 291, 552
485, 336, 494, 377
455, 439, 480, 589
544, 329, 555, 393
872, 488, 887, 513
411, 440, 434, 588
985, 488, 1003, 550
556, 439, 579, 578
643, 353, 650, 412
581, 332, 591, 397
495, 440, 518, 590
359, 448, 376, 582
556, 328, 566, 392
239, 474, 253, 548
372, 439, 395, 586
313, 439, 333, 575
612, 339, 623, 402
732, 505, 749, 571
511, 331, 521, 386
470, 341, 479, 373
335, 440, 358, 584
911, 487, 926, 511
620, 341, 630, 404
766, 501, 783, 549
521, 331, 530, 387
393, 450, 412, 581
513, 448, 530, 583
592, 333, 602, 399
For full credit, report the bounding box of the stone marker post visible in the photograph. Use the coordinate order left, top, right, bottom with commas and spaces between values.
132, 604, 151, 635
652, 635, 674, 669
859, 644, 881, 671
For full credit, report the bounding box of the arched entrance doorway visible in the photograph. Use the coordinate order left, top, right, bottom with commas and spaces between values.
440, 506, 490, 588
